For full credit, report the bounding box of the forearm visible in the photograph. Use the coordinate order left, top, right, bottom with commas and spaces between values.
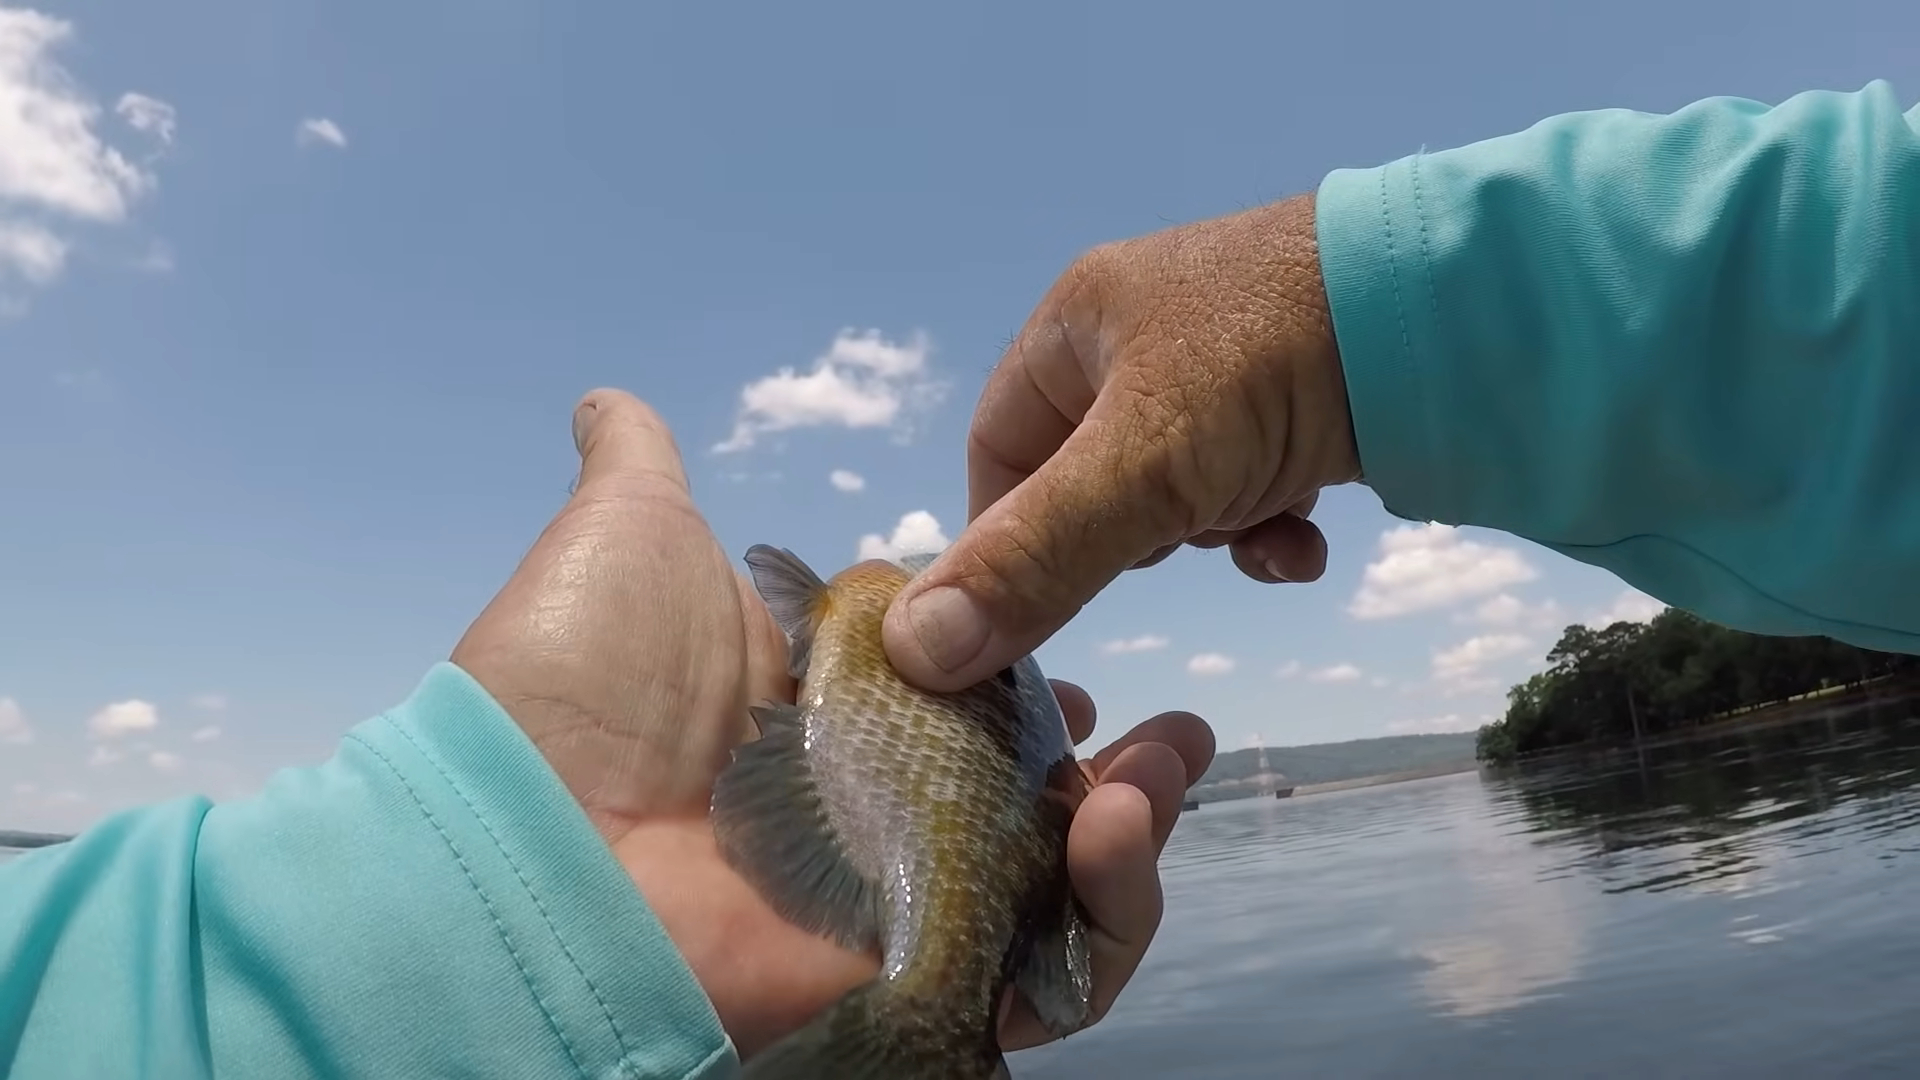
0, 663, 735, 1079
1316, 81, 1920, 650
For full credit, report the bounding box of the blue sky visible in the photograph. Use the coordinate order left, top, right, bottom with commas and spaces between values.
0, 0, 1910, 832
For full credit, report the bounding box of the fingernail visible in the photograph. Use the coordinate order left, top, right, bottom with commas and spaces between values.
1264, 559, 1295, 583
903, 586, 992, 674
572, 402, 599, 456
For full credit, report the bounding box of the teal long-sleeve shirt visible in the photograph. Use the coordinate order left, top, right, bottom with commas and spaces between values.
1318, 80, 1920, 653
5, 83, 1919, 1078
1, 663, 735, 1079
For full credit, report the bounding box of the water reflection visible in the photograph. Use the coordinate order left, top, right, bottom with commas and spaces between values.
1015, 694, 1920, 1078
1411, 787, 1589, 1019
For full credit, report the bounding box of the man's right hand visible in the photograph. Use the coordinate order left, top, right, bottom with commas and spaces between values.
882, 193, 1364, 693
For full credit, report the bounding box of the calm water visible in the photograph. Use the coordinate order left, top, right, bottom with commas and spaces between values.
1013, 697, 1920, 1079
8, 701, 1920, 1076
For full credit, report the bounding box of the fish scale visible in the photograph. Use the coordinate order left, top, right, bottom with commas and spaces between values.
711, 548, 1098, 1079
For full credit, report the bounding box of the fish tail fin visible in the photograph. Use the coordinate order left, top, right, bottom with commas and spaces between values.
741, 981, 1009, 1080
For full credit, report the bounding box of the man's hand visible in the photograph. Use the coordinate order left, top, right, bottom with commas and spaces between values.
449, 389, 1216, 1058
882, 194, 1363, 693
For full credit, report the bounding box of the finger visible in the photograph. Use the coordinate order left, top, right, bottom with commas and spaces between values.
1000, 731, 1196, 1050
571, 388, 692, 500
966, 304, 1103, 526
1228, 511, 1328, 584
884, 383, 1191, 692
1089, 710, 1216, 789
1050, 679, 1096, 745
1129, 542, 1181, 571
737, 571, 797, 727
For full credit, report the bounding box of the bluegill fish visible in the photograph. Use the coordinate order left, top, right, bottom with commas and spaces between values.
711, 546, 1096, 1079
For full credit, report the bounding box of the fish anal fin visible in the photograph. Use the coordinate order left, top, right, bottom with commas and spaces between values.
1011, 890, 1096, 1041
744, 545, 829, 679
710, 713, 881, 955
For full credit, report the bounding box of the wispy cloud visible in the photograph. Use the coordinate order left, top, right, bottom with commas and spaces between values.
1186, 653, 1236, 677
0, 697, 31, 745
857, 510, 950, 563
715, 329, 945, 453
1306, 662, 1363, 684
1432, 634, 1534, 697
1100, 634, 1171, 655
1351, 524, 1538, 620
1457, 593, 1566, 631
148, 750, 182, 771
296, 117, 347, 149
0, 10, 171, 300
1584, 588, 1667, 629
1387, 713, 1492, 735
88, 699, 159, 739
190, 725, 221, 743
114, 92, 176, 145
829, 469, 866, 493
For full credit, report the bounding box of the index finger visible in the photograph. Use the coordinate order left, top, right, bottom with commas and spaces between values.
967, 292, 1102, 524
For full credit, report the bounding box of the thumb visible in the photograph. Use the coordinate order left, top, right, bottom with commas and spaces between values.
883, 398, 1189, 692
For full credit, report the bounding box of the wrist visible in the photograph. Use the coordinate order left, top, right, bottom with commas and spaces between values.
1270, 193, 1364, 492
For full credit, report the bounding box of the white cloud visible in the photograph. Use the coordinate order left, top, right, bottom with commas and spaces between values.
88, 699, 158, 739
857, 510, 950, 562
1307, 662, 1363, 684
1350, 524, 1538, 620
190, 692, 228, 712
1584, 588, 1667, 629
1387, 713, 1492, 736
148, 750, 182, 771
828, 469, 866, 493
296, 117, 347, 149
190, 725, 221, 743
114, 92, 176, 145
1458, 593, 1566, 631
1101, 634, 1170, 655
0, 10, 168, 295
1371, 675, 1392, 688
715, 329, 945, 453
0, 697, 30, 744
1432, 634, 1535, 697
1275, 660, 1303, 679
1186, 653, 1236, 677
87, 744, 122, 767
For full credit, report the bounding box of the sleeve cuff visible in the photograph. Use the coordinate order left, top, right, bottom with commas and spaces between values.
1315, 158, 1452, 525
356, 662, 735, 1079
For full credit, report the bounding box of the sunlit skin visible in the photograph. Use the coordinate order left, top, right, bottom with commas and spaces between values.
448, 389, 1216, 1061
882, 194, 1364, 695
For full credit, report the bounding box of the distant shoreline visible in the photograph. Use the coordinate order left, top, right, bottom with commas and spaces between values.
1187, 759, 1480, 807
1504, 675, 1920, 766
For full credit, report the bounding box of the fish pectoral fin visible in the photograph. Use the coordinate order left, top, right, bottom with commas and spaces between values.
748, 702, 804, 738
744, 545, 828, 680
710, 712, 883, 955
1011, 890, 1096, 1041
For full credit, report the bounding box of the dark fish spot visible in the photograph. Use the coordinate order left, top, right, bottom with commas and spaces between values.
996, 666, 1019, 690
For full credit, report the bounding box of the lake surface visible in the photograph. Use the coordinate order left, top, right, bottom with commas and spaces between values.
1012, 697, 1920, 1079
9, 699, 1919, 1076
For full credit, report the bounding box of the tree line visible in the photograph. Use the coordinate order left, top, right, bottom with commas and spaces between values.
1476, 608, 1920, 762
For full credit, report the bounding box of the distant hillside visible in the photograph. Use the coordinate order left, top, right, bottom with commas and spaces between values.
1190, 732, 1477, 801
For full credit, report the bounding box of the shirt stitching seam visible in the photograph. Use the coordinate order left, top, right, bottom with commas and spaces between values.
345, 725, 595, 1080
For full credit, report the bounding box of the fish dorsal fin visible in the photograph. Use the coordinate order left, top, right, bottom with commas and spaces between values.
744, 545, 829, 680
711, 707, 883, 956
893, 550, 940, 577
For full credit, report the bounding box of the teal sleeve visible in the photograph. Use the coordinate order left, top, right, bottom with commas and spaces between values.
1315, 81, 1920, 652
0, 662, 736, 1080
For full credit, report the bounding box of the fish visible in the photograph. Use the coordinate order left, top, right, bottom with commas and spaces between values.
710, 545, 1096, 1079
